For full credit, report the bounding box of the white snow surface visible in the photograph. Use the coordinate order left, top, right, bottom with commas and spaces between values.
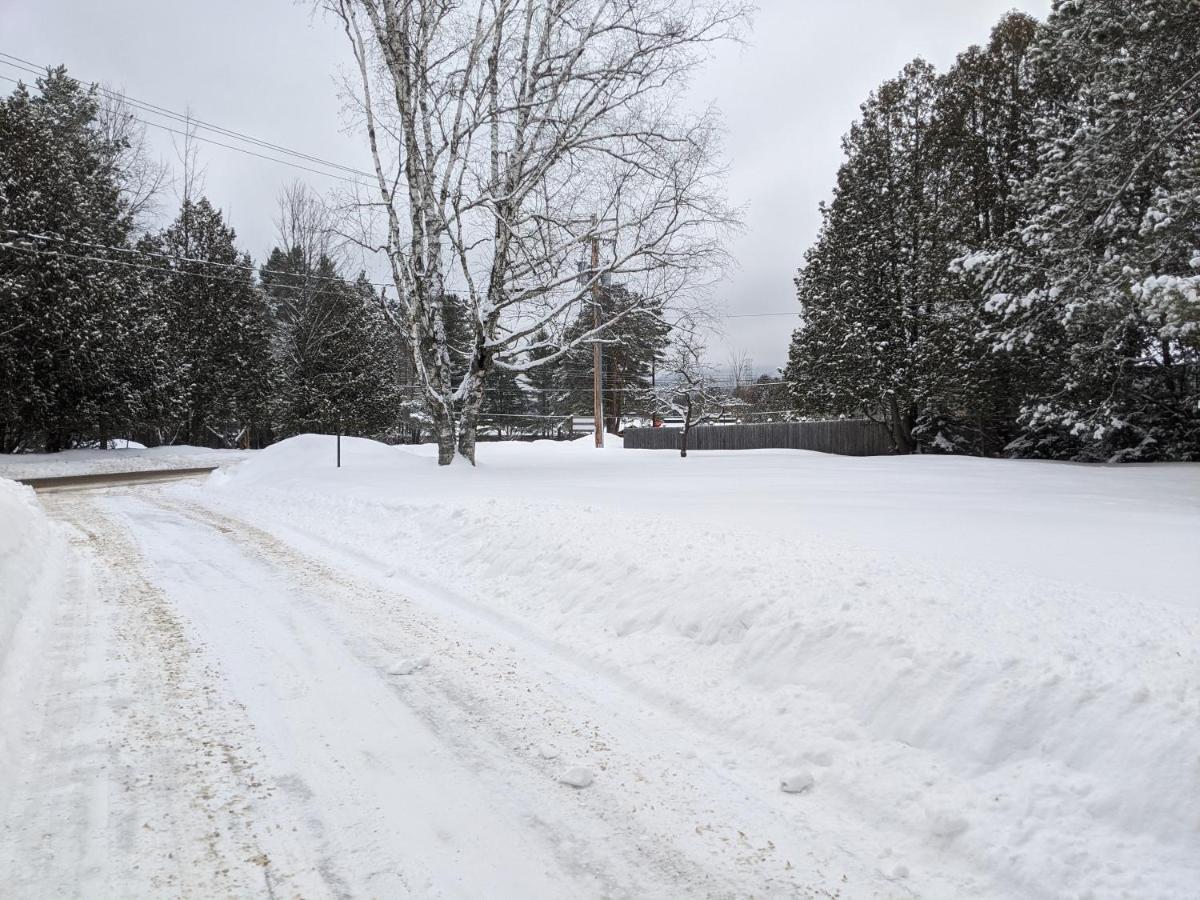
0, 444, 251, 479
0, 480, 77, 823
182, 434, 1200, 899
0, 480, 67, 692
2, 435, 1198, 898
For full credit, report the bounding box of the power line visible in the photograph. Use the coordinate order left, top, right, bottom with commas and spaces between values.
5, 241, 791, 397
722, 311, 796, 318
0, 53, 375, 184
3, 228, 394, 290
6, 229, 800, 326
2, 59, 801, 322
0, 72, 371, 189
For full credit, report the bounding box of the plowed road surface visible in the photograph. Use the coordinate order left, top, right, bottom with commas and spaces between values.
0, 485, 893, 898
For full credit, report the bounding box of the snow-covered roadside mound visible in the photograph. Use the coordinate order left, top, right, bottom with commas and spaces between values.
0, 480, 63, 665
186, 437, 1200, 898
206, 434, 418, 488
0, 445, 252, 480
0, 479, 76, 792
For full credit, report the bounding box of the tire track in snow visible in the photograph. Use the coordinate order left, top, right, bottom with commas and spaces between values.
128, 490, 904, 899
1, 493, 318, 898
107, 492, 650, 898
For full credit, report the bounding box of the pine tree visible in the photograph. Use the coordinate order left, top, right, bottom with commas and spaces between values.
964, 0, 1200, 460
0, 68, 170, 451
786, 60, 969, 452
521, 328, 567, 435
142, 199, 275, 446
480, 367, 532, 437
927, 12, 1044, 454
263, 247, 407, 440
547, 287, 670, 434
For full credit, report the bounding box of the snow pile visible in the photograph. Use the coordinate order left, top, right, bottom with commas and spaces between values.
185, 437, 1200, 898
0, 444, 251, 480
208, 434, 416, 489
0, 479, 75, 789
0, 480, 63, 666
780, 770, 814, 794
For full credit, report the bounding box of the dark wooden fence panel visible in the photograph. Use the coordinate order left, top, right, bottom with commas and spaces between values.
623, 419, 893, 456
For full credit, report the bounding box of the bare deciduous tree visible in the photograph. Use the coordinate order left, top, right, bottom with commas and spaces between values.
270, 181, 346, 333
170, 109, 208, 209
276, 180, 342, 274
647, 322, 734, 457
95, 88, 169, 231
727, 346, 752, 392
327, 0, 747, 464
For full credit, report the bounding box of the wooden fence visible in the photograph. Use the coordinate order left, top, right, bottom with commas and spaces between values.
622, 419, 894, 456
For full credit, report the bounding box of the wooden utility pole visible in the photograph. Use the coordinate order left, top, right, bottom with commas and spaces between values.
591, 218, 604, 448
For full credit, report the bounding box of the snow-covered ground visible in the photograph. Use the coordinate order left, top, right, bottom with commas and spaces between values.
2, 436, 1197, 898
0, 444, 252, 479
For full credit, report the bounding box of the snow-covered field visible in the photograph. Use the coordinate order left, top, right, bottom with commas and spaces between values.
0, 444, 252, 479
2, 436, 1198, 898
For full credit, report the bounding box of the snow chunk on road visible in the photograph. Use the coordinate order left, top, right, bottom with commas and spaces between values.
558, 766, 594, 788
925, 808, 969, 840
387, 656, 430, 676
780, 770, 814, 794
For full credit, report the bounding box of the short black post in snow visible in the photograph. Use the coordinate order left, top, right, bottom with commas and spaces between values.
337, 418, 342, 469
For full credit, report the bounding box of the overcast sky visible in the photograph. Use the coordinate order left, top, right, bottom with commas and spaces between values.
4, 0, 1049, 372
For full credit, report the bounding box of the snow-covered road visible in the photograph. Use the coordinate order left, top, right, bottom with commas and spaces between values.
2, 486, 903, 898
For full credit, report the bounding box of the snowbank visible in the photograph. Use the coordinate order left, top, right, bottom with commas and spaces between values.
0, 479, 76, 792
0, 445, 252, 480
207, 434, 420, 489
0, 480, 61, 664
184, 440, 1200, 898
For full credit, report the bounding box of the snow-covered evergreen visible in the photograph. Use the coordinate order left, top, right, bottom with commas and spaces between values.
787, 1, 1200, 461
966, 0, 1200, 461
0, 70, 171, 452
139, 199, 275, 447
261, 247, 407, 441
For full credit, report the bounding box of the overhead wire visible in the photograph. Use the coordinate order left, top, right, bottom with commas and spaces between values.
1, 54, 799, 321
0, 53, 375, 184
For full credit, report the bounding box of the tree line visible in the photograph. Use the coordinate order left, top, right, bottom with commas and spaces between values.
785, 0, 1199, 461
0, 68, 677, 453
0, 69, 415, 452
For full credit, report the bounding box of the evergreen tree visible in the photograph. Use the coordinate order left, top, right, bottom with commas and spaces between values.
432, 295, 534, 433
548, 287, 670, 434
263, 248, 407, 440
964, 0, 1200, 460
0, 68, 170, 451
786, 60, 968, 453
924, 12, 1044, 454
521, 328, 568, 435
479, 368, 533, 436
142, 199, 275, 446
